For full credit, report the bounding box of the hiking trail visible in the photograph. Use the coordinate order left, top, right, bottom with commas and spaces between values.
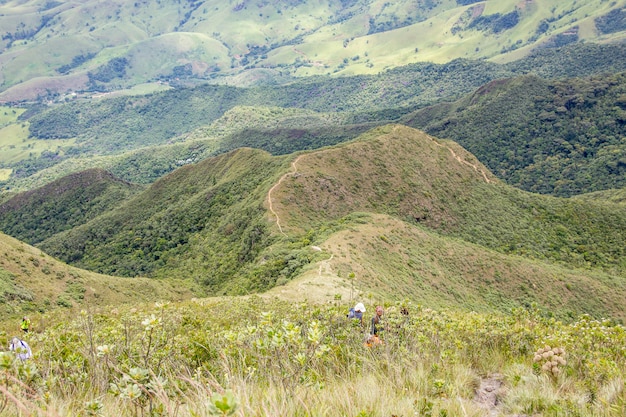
267, 155, 304, 236
429, 136, 492, 183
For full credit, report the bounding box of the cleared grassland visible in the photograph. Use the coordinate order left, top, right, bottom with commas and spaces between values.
0, 122, 75, 164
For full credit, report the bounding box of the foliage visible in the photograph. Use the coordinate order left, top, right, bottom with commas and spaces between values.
4, 126, 626, 304
6, 43, 626, 194
0, 230, 194, 318
57, 52, 97, 75
595, 8, 626, 35
36, 149, 297, 294
1, 0, 623, 101
87, 57, 130, 87
468, 10, 520, 34
0, 299, 623, 416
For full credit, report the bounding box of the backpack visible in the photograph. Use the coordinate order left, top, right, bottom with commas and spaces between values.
9, 338, 32, 360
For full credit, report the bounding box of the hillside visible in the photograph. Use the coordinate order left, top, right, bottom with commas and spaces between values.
0, 231, 193, 318
0, 168, 143, 244
268, 213, 626, 322
0, 0, 625, 100
401, 72, 626, 196
269, 125, 626, 274
37, 148, 293, 294
573, 188, 626, 205
4, 124, 622, 321
1, 295, 625, 416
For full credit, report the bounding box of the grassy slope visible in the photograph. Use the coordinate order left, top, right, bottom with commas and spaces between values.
573, 188, 626, 205
275, 213, 626, 322
0, 0, 624, 99
270, 124, 626, 273
0, 231, 193, 319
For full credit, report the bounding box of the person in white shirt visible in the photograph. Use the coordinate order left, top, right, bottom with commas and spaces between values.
9, 337, 32, 360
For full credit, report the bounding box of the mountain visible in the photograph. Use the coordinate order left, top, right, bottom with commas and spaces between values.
3, 124, 624, 320
2, 42, 626, 196
37, 148, 291, 293
1, 0, 625, 100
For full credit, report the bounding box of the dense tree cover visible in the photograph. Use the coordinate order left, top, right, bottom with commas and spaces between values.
595, 8, 626, 35
403, 72, 626, 196
217, 124, 377, 156
57, 53, 96, 75
107, 141, 217, 184
454, 184, 626, 275
37, 149, 303, 294
87, 57, 130, 88
468, 10, 520, 34
0, 169, 142, 244
503, 43, 626, 79
27, 85, 248, 150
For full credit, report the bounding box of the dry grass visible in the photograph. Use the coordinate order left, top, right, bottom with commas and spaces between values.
0, 232, 193, 321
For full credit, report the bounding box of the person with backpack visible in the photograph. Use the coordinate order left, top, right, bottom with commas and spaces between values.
20, 317, 30, 333
365, 305, 385, 347
347, 302, 366, 325
9, 337, 32, 360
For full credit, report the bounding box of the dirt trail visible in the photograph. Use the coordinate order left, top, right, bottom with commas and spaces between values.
428, 135, 492, 183
267, 155, 304, 235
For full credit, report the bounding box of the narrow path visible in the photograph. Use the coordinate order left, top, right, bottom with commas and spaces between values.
267, 128, 491, 235
267, 155, 304, 235
429, 136, 492, 183
318, 254, 334, 277
392, 125, 492, 184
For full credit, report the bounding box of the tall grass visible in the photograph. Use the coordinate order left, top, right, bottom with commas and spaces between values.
0, 298, 623, 416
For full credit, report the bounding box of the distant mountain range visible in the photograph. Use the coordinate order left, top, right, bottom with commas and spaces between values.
1, 0, 625, 100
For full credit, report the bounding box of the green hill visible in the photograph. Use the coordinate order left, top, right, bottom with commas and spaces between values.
3, 42, 626, 195
0, 231, 192, 318
0, 168, 143, 244
269, 125, 626, 274
38, 148, 292, 293
573, 188, 626, 205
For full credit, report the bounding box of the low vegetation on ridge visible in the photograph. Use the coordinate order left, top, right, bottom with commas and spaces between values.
0, 298, 624, 416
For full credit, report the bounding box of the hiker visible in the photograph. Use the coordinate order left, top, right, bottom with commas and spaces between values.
366, 305, 385, 347
20, 317, 30, 333
9, 337, 32, 360
347, 302, 366, 325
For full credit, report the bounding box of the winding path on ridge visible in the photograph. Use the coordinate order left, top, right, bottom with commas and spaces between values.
267, 154, 304, 236
266, 127, 492, 235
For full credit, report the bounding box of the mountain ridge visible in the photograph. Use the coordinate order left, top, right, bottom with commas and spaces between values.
1, 124, 624, 321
